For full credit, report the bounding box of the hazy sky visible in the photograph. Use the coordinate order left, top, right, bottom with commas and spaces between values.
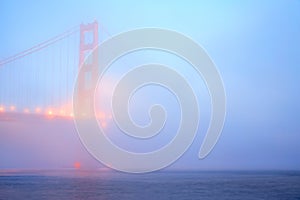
0, 0, 300, 170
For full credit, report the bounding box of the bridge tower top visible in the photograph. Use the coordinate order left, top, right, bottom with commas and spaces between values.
79, 21, 98, 67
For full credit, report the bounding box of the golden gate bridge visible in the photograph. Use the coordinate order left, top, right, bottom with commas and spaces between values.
0, 21, 103, 119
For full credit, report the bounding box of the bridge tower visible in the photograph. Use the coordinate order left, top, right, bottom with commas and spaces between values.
77, 21, 99, 118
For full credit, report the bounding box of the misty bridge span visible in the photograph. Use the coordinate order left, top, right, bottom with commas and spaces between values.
0, 21, 102, 118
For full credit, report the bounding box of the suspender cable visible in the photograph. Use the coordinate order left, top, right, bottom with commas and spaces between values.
0, 26, 79, 67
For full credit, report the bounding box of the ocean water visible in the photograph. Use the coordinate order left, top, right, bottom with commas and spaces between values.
0, 170, 300, 200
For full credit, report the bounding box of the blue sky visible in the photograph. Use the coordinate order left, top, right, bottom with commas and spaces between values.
0, 0, 300, 170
